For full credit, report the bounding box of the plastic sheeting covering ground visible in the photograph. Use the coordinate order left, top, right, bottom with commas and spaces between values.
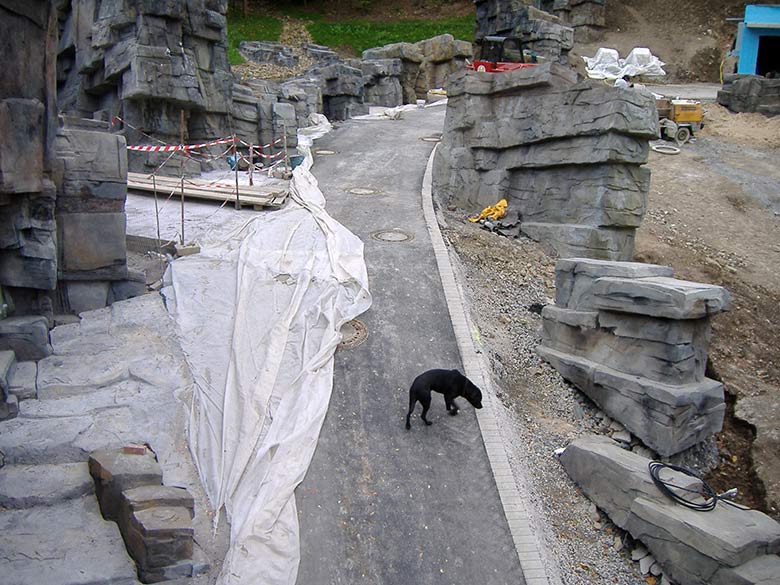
163, 114, 371, 584
584, 47, 666, 79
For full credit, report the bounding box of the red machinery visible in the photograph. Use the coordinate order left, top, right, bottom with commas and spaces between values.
468, 36, 538, 73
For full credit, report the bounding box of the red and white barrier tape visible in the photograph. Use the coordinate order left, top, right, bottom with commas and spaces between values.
126, 136, 235, 153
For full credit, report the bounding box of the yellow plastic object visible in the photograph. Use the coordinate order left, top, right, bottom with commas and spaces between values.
469, 198, 508, 222
671, 100, 703, 124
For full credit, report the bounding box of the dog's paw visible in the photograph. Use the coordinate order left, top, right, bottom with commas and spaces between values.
448, 409, 459, 416
405, 422, 411, 430
424, 420, 433, 426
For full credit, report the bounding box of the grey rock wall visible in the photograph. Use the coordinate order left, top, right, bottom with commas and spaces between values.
539, 258, 730, 456
561, 436, 780, 585
57, 0, 235, 175
362, 34, 473, 103
433, 64, 658, 261
536, 0, 606, 42
0, 1, 59, 301
718, 75, 780, 117
475, 0, 574, 65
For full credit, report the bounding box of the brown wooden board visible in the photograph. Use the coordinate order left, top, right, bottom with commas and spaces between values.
127, 172, 289, 208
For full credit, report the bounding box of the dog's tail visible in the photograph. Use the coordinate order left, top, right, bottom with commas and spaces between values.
405, 390, 416, 430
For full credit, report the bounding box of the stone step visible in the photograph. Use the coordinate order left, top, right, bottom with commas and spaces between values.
0, 348, 16, 392
0, 462, 94, 508
7, 360, 37, 401
0, 496, 139, 585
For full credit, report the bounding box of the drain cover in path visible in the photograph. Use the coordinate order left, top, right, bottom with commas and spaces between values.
370, 229, 414, 243
338, 319, 368, 350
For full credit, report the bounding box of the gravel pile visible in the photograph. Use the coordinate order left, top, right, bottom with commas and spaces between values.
233, 17, 317, 82
440, 208, 655, 585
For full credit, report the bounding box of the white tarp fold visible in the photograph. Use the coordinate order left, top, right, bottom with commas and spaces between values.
584, 47, 666, 79
164, 114, 370, 584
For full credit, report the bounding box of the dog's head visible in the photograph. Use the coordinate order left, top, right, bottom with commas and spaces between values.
464, 380, 483, 409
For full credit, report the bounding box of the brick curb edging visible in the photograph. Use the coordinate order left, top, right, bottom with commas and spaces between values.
421, 145, 552, 585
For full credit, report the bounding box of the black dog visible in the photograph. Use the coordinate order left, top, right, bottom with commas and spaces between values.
405, 369, 483, 429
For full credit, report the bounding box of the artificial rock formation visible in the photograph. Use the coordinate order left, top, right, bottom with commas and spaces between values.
433, 64, 658, 261
0, 1, 59, 314
539, 258, 730, 456
536, 0, 606, 41
306, 62, 369, 121
55, 0, 305, 175
362, 34, 473, 103
718, 75, 780, 117
561, 436, 780, 585
475, 0, 574, 65
90, 447, 202, 582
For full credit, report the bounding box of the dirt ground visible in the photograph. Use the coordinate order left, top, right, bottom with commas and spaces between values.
634, 103, 780, 515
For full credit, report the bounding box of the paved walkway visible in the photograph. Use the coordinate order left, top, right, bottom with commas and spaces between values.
645, 82, 721, 101
295, 109, 527, 585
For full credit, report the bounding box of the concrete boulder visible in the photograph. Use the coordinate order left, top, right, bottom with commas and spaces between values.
475, 0, 574, 64
539, 258, 730, 456
561, 436, 780, 585
718, 75, 780, 117
433, 65, 658, 261
362, 34, 472, 102
239, 40, 297, 68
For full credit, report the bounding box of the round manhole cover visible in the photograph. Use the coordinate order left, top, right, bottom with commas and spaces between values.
314, 149, 336, 155
420, 136, 442, 143
348, 187, 377, 196
371, 229, 414, 243
338, 319, 368, 350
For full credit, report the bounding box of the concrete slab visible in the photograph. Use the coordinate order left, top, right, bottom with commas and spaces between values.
0, 496, 139, 585
295, 108, 526, 584
0, 462, 94, 508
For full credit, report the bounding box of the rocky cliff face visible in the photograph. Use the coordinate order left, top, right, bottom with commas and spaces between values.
0, 1, 59, 315
433, 64, 658, 261
56, 0, 235, 174
474, 0, 574, 65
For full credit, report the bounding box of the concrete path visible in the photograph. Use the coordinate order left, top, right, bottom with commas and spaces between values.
295, 109, 527, 585
645, 82, 722, 101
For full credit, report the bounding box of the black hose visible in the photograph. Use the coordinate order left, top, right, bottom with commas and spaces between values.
648, 461, 732, 512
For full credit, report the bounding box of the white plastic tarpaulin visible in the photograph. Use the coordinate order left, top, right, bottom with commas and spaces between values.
164, 114, 370, 584
584, 47, 666, 80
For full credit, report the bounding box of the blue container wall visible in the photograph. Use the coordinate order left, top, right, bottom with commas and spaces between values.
738, 5, 780, 74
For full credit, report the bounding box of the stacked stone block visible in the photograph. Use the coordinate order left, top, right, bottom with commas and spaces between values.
351, 59, 404, 108
362, 34, 472, 103
475, 0, 574, 65
89, 447, 203, 583
538, 258, 730, 456
433, 64, 658, 261
306, 63, 369, 121
561, 436, 780, 585
56, 0, 236, 175
56, 117, 144, 313
718, 74, 780, 117
536, 0, 606, 41
0, 1, 59, 327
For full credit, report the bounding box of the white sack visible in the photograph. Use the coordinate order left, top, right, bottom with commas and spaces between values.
583, 47, 666, 80
164, 114, 370, 585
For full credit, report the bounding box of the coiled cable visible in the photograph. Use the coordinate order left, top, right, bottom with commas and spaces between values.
648, 461, 740, 512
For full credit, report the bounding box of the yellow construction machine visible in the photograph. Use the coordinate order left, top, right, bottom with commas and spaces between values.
656, 98, 704, 144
